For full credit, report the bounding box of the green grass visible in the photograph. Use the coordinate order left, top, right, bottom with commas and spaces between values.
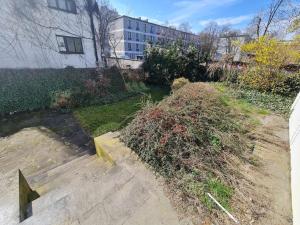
74, 86, 169, 137
216, 85, 270, 117
213, 82, 295, 118
184, 176, 233, 211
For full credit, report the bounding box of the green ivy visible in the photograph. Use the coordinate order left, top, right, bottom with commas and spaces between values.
0, 68, 94, 115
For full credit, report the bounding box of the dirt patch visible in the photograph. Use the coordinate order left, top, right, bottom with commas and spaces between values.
240, 114, 292, 225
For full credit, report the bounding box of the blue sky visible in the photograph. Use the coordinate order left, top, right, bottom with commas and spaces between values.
109, 0, 272, 33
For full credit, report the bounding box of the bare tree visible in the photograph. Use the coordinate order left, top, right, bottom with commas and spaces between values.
199, 22, 229, 64
95, 0, 118, 67
289, 17, 300, 33
108, 33, 122, 68
248, 0, 293, 38
108, 33, 126, 85
178, 22, 192, 32
287, 3, 300, 33
221, 30, 242, 54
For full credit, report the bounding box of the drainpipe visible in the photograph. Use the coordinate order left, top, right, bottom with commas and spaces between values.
87, 0, 99, 67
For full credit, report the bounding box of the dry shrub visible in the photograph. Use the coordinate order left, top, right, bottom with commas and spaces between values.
171, 77, 190, 91
121, 83, 258, 224
122, 83, 248, 176
51, 90, 73, 109
84, 70, 111, 97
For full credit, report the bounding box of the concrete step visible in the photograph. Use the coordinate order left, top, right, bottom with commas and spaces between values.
0, 127, 92, 179
20, 195, 73, 225
29, 155, 104, 193
6, 132, 183, 225
0, 170, 20, 225
29, 156, 109, 212
1, 150, 90, 181
24, 164, 136, 224
27, 153, 93, 189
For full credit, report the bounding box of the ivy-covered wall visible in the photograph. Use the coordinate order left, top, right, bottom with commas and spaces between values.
0, 68, 94, 114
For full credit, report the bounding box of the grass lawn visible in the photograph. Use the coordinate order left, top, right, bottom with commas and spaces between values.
213, 82, 295, 118
74, 86, 169, 137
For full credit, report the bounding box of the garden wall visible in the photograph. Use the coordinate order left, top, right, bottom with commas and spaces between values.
107, 58, 143, 69
0, 68, 95, 115
290, 92, 300, 225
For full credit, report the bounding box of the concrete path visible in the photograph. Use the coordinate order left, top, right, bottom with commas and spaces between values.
0, 128, 182, 225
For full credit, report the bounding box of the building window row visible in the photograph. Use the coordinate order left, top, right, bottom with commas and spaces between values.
126, 19, 195, 41
127, 43, 145, 52
127, 19, 155, 33
47, 0, 77, 14
127, 32, 155, 42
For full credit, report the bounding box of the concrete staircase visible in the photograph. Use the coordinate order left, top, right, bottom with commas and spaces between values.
0, 130, 183, 225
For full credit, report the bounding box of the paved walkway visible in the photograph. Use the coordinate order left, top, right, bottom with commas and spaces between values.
0, 128, 183, 225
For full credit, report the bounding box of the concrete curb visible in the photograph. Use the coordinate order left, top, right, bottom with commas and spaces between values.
94, 132, 131, 165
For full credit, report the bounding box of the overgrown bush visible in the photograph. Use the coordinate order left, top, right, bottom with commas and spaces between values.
84, 73, 111, 97
143, 41, 207, 85
171, 77, 190, 90
126, 81, 149, 93
239, 35, 300, 96
122, 69, 147, 82
239, 66, 300, 96
50, 90, 73, 109
121, 83, 253, 218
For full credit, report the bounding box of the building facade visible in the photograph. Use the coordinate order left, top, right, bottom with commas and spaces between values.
0, 0, 101, 69
215, 35, 251, 62
109, 16, 200, 60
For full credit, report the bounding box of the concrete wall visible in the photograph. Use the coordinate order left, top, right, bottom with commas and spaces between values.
290, 92, 300, 225
0, 0, 100, 69
107, 58, 143, 69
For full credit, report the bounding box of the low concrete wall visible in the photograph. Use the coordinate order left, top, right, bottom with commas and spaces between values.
290, 92, 300, 225
107, 58, 143, 69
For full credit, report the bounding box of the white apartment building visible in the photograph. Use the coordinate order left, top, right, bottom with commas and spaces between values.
109, 16, 200, 60
215, 34, 251, 62
0, 0, 101, 68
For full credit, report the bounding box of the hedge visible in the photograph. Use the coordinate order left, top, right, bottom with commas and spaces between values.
0, 68, 95, 114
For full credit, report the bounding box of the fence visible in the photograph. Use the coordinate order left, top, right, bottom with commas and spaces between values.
290, 92, 300, 225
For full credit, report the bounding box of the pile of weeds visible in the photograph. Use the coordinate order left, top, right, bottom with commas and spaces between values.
121, 83, 256, 223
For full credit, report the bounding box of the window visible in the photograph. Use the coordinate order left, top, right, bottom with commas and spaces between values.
150, 26, 154, 33
144, 24, 147, 32
136, 33, 139, 41
136, 44, 139, 51
136, 22, 140, 31
128, 43, 132, 51
156, 27, 161, 35
48, 0, 76, 13
56, 35, 83, 54
128, 32, 132, 40
144, 35, 146, 42
128, 20, 132, 29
